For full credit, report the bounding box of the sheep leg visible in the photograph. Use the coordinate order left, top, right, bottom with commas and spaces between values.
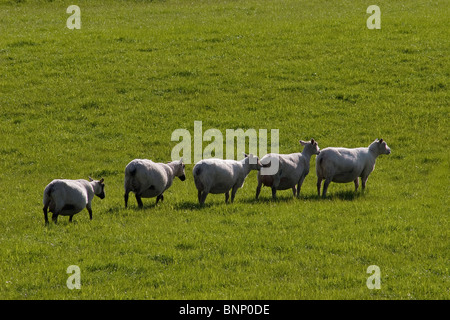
156, 194, 164, 204
361, 177, 368, 191
200, 191, 208, 204
197, 190, 202, 204
317, 177, 322, 197
124, 192, 129, 208
291, 186, 296, 197
297, 175, 306, 197
271, 186, 277, 200
255, 181, 262, 200
271, 175, 281, 200
136, 194, 143, 208
354, 178, 359, 192
52, 213, 58, 224
43, 206, 49, 225
231, 186, 239, 203
225, 191, 229, 203
69, 215, 74, 223
87, 204, 93, 220
322, 178, 332, 198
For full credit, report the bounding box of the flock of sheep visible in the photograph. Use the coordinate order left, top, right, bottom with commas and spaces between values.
42, 138, 391, 224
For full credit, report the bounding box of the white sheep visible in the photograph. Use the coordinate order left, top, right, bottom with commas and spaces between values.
256, 139, 320, 199
193, 153, 264, 204
42, 177, 105, 224
124, 158, 185, 208
316, 138, 391, 197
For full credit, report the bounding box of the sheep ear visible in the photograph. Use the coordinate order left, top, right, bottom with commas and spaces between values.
99, 178, 104, 183
179, 158, 183, 163
311, 138, 315, 144
243, 153, 249, 158
299, 140, 307, 146
379, 138, 383, 143
88, 176, 93, 182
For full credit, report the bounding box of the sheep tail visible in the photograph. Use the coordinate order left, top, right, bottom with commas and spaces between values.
45, 183, 55, 197
194, 166, 202, 177
316, 155, 324, 177
125, 163, 139, 193
193, 166, 204, 191
127, 164, 137, 176
46, 184, 53, 195
43, 183, 54, 205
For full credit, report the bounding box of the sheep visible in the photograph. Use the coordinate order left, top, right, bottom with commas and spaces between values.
42, 177, 105, 225
193, 153, 264, 204
316, 138, 391, 197
124, 158, 185, 208
256, 139, 320, 200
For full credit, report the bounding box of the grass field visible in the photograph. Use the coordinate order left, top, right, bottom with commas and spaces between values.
0, 0, 448, 299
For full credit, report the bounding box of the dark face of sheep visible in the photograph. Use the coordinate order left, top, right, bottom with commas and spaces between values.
310, 139, 320, 155
378, 139, 391, 155
97, 183, 105, 199
90, 177, 105, 199
244, 153, 264, 171
178, 161, 186, 181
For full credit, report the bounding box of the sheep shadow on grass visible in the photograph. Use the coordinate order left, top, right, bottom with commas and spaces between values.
174, 200, 214, 211
244, 190, 366, 203
241, 194, 299, 204
329, 190, 365, 201
300, 190, 366, 201
123, 202, 159, 210
136, 190, 366, 213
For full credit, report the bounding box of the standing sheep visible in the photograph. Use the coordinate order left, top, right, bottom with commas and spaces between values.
256, 139, 320, 200
124, 158, 185, 208
193, 153, 264, 204
316, 138, 391, 197
42, 177, 105, 225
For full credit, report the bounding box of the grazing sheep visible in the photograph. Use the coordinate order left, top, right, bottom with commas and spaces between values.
42, 177, 105, 225
316, 138, 391, 197
124, 158, 185, 208
193, 153, 264, 204
256, 139, 320, 200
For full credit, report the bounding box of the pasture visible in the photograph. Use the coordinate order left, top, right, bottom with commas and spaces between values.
0, 0, 448, 299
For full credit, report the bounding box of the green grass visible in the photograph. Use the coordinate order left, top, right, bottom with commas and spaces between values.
0, 0, 448, 299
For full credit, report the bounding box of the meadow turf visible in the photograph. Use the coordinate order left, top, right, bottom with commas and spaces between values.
0, 0, 448, 299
